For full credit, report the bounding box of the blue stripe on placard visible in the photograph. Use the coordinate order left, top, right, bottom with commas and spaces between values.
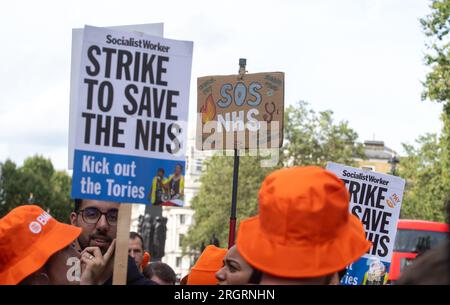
71, 149, 185, 204
340, 257, 391, 285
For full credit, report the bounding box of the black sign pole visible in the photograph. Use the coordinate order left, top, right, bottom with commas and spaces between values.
228, 58, 246, 249
228, 147, 240, 248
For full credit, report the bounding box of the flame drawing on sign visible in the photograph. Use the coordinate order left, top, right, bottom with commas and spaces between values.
200, 94, 216, 124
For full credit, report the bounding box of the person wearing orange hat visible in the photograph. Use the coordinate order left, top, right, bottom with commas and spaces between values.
187, 245, 227, 285
218, 166, 372, 285
0, 205, 115, 285
216, 245, 262, 285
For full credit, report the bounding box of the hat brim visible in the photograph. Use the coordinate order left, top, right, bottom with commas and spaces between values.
0, 222, 82, 285
236, 214, 372, 279
187, 269, 219, 285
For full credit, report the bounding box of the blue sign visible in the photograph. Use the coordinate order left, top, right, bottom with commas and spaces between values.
71, 150, 185, 205
340, 257, 390, 285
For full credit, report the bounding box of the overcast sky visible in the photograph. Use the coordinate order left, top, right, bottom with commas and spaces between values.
0, 0, 443, 170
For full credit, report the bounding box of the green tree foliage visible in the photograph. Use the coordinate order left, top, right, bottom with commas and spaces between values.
398, 134, 447, 222
184, 101, 364, 251
399, 0, 450, 221
0, 155, 73, 223
421, 0, 450, 192
183, 154, 275, 251
282, 101, 365, 167
420, 0, 450, 103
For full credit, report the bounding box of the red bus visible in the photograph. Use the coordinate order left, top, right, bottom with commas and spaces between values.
389, 219, 449, 282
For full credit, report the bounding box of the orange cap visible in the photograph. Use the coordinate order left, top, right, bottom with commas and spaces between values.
187, 245, 227, 285
236, 166, 371, 278
141, 251, 151, 270
0, 205, 82, 284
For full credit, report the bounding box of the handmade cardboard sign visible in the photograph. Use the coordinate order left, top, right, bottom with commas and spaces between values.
196, 72, 284, 150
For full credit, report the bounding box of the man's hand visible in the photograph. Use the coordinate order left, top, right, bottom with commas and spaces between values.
80, 239, 116, 285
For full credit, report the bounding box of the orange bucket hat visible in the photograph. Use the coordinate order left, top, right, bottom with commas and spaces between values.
236, 166, 371, 279
0, 205, 82, 284
141, 251, 151, 270
187, 245, 227, 285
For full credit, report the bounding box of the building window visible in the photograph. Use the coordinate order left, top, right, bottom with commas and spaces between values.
195, 160, 203, 172
176, 257, 182, 268
179, 214, 186, 225
179, 234, 185, 248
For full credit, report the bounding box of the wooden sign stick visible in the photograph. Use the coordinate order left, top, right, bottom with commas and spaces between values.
112, 204, 132, 285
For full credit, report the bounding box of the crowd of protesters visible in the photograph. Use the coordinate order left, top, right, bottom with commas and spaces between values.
0, 166, 449, 285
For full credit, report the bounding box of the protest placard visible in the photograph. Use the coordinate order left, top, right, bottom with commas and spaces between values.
70, 25, 193, 206
326, 162, 405, 285
68, 23, 164, 169
196, 72, 284, 150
